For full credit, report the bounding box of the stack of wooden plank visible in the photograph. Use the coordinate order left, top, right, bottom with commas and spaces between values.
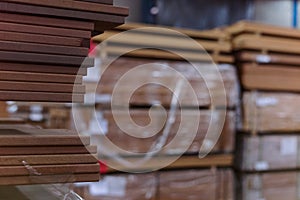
227, 21, 300, 199
74, 168, 234, 200
0, 125, 99, 186
93, 22, 233, 64
0, 0, 128, 102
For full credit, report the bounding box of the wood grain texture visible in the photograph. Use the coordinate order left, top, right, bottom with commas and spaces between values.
0, 2, 125, 23
0, 30, 84, 47
0, 51, 93, 66
0, 81, 85, 93
0, 173, 99, 185
0, 128, 90, 146
0, 163, 99, 176
0, 41, 88, 56
0, 21, 91, 38
241, 64, 300, 92
0, 154, 97, 166
0, 146, 97, 155
3, 0, 128, 16
0, 62, 87, 75
0, 12, 94, 30
0, 71, 81, 84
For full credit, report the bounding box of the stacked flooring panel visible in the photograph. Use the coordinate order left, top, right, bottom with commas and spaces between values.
0, 0, 128, 102
227, 21, 300, 200
0, 0, 128, 188
0, 125, 99, 185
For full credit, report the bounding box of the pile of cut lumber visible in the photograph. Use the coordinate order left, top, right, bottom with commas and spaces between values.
0, 0, 128, 102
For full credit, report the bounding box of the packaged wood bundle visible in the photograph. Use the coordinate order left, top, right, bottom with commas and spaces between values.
159, 168, 234, 200
237, 171, 300, 200
74, 173, 157, 200
88, 57, 239, 107
242, 91, 300, 133
93, 23, 233, 64
236, 134, 300, 171
0, 0, 128, 102
78, 108, 235, 155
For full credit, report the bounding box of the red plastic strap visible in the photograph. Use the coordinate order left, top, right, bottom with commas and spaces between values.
99, 160, 108, 174
89, 40, 97, 56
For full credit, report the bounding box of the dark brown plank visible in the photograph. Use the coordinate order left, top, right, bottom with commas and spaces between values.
0, 128, 90, 146
0, 41, 88, 56
0, 12, 94, 30
0, 71, 82, 84
79, 0, 113, 5
0, 2, 125, 23
0, 81, 85, 93
3, 0, 128, 16
0, 51, 94, 66
0, 154, 98, 166
0, 63, 87, 75
0, 91, 83, 102
0, 173, 100, 185
0, 30, 84, 47
0, 146, 97, 156
0, 164, 99, 176
0, 21, 91, 38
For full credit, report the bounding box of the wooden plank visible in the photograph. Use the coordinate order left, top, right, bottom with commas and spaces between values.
0, 12, 94, 30
0, 91, 84, 102
0, 71, 82, 84
0, 41, 88, 57
100, 45, 234, 63
93, 31, 231, 52
0, 2, 125, 23
78, 0, 113, 5
0, 173, 99, 185
236, 51, 300, 65
0, 154, 98, 166
0, 128, 90, 146
0, 30, 85, 47
3, 0, 129, 16
0, 51, 93, 66
241, 64, 300, 92
227, 20, 300, 39
233, 34, 300, 54
0, 62, 87, 75
103, 154, 233, 173
0, 21, 91, 38
0, 146, 97, 156
0, 81, 85, 93
0, 164, 99, 176
116, 23, 229, 40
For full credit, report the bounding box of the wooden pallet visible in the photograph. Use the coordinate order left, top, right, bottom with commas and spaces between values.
227, 20, 300, 39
